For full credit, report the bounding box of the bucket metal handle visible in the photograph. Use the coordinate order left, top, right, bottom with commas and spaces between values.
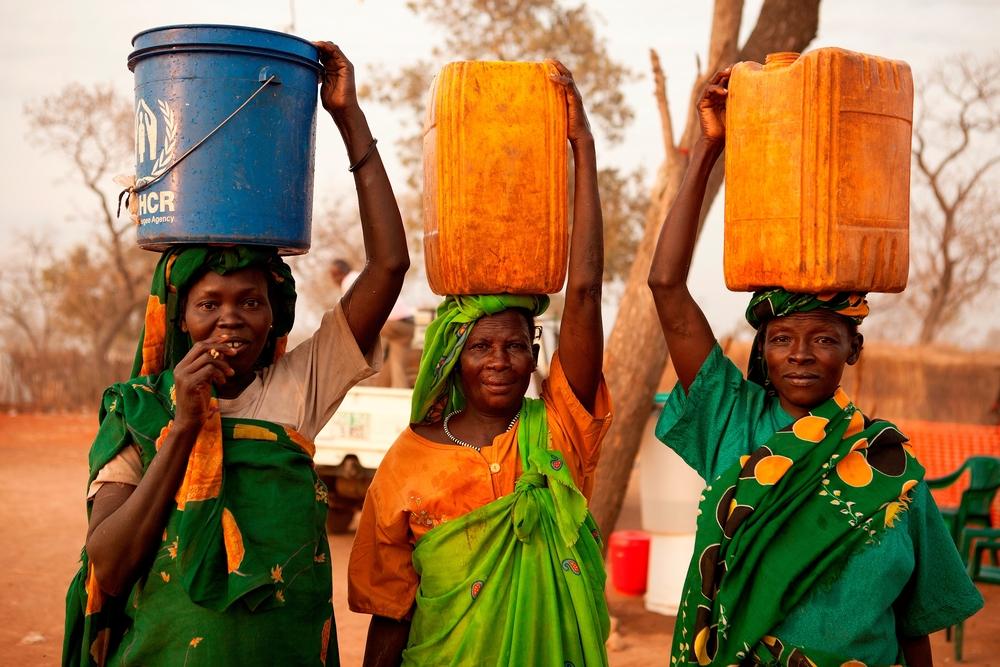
118, 72, 279, 217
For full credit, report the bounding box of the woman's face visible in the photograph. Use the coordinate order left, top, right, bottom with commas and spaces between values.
182, 267, 274, 377
458, 310, 535, 416
762, 311, 862, 418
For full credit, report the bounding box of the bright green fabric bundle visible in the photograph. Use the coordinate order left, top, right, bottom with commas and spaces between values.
404, 398, 609, 666
409, 294, 548, 424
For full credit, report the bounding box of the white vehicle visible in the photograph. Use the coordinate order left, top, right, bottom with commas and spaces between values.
314, 385, 413, 532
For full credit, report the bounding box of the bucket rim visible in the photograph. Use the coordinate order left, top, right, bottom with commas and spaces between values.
131, 23, 316, 51
127, 43, 322, 73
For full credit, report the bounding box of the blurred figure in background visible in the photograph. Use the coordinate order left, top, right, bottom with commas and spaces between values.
332, 258, 415, 388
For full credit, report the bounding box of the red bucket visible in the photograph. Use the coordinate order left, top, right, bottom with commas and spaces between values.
608, 530, 651, 596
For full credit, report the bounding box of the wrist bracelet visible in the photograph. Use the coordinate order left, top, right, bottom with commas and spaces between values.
348, 138, 379, 172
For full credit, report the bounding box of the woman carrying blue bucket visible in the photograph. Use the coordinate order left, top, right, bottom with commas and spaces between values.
62, 42, 408, 666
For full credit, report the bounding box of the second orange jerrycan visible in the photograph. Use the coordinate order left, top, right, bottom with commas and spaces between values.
423, 61, 568, 295
724, 48, 913, 293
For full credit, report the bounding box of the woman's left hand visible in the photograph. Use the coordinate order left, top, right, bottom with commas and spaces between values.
315, 41, 359, 118
546, 60, 593, 145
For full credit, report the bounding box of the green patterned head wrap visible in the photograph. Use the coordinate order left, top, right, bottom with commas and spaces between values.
132, 245, 296, 379
410, 295, 550, 424
744, 288, 868, 388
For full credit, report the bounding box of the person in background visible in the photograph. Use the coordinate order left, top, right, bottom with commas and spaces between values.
63, 43, 408, 666
332, 258, 416, 388
347, 60, 613, 666
646, 68, 982, 666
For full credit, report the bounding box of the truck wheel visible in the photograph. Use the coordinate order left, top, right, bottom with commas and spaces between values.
326, 508, 355, 534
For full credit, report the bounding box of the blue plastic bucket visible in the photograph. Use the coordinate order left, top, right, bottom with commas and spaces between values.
128, 25, 321, 254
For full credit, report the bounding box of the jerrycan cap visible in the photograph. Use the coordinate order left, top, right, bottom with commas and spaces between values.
763, 52, 800, 70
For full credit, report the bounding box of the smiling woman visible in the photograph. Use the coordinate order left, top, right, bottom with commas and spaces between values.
453, 309, 536, 418
346, 61, 616, 667
179, 267, 276, 398
62, 42, 410, 667
645, 70, 983, 666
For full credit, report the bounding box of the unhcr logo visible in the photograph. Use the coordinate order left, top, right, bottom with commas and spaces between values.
134, 98, 178, 220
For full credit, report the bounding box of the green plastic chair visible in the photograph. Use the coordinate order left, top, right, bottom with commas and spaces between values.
952, 527, 1000, 661
926, 456, 1000, 547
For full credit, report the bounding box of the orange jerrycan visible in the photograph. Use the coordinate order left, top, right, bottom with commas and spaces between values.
423, 61, 568, 295
724, 48, 913, 293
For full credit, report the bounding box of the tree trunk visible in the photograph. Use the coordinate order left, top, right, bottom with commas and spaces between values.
591, 0, 822, 542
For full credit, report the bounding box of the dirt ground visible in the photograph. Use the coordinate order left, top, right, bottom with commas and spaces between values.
1, 413, 997, 666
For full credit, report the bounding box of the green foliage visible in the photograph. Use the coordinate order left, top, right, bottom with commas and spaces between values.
403, 0, 632, 138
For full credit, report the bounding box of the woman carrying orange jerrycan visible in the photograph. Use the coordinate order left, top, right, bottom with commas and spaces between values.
646, 68, 982, 666
63, 43, 408, 667
348, 61, 614, 667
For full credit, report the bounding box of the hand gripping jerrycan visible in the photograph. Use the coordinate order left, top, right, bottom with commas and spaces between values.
724, 48, 913, 293
127, 25, 321, 254
423, 61, 569, 295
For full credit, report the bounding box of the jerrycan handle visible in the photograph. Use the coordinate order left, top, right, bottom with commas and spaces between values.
763, 52, 800, 70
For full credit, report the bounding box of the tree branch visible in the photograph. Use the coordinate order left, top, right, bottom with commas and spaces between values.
955, 154, 1000, 205
738, 0, 821, 63
650, 49, 679, 166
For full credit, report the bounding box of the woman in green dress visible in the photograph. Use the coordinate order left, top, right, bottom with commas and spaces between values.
63, 43, 409, 666
646, 69, 983, 666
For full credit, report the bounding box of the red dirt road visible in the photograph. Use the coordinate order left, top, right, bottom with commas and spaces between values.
1, 414, 996, 665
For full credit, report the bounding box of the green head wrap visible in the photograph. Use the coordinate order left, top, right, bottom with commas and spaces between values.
410, 294, 550, 424
132, 245, 296, 379
744, 288, 868, 388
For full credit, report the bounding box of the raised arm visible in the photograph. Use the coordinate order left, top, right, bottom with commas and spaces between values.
548, 61, 604, 411
316, 42, 410, 355
647, 69, 730, 391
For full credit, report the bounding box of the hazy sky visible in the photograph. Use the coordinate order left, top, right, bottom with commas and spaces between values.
1, 0, 997, 341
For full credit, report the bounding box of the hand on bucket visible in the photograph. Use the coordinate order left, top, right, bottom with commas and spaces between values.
315, 41, 360, 119
546, 59, 593, 146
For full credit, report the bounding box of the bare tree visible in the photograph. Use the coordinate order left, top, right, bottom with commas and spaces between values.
0, 235, 137, 410
22, 83, 155, 392
906, 55, 1000, 344
0, 236, 61, 355
590, 0, 823, 539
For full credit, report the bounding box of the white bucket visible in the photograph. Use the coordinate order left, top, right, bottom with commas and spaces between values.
637, 404, 703, 616
644, 533, 696, 616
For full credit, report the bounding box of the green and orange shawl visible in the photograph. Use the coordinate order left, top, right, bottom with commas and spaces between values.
63, 247, 338, 667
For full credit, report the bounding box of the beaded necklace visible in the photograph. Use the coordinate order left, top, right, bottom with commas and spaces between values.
442, 409, 519, 452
